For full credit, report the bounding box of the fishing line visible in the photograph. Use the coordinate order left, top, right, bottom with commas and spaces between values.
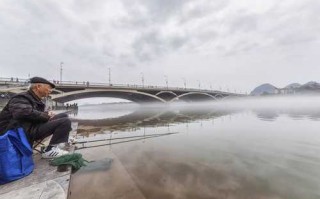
74, 132, 179, 144
75, 132, 178, 150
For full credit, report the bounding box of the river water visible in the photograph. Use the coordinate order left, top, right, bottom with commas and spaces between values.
68, 97, 320, 199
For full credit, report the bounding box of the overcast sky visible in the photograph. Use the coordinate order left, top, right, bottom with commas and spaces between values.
1, 0, 320, 93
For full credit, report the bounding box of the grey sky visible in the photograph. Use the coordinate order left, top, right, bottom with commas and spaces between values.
0, 0, 320, 93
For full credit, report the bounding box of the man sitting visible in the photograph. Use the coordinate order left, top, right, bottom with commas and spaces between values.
0, 76, 71, 158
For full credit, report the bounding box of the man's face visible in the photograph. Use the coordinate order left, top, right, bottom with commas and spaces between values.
36, 83, 53, 98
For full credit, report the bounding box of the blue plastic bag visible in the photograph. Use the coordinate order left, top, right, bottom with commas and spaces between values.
0, 128, 34, 184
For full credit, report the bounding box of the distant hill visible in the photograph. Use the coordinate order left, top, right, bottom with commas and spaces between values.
296, 81, 320, 93
251, 81, 320, 96
299, 81, 320, 89
250, 83, 278, 96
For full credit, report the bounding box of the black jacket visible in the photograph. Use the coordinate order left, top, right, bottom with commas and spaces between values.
0, 90, 50, 135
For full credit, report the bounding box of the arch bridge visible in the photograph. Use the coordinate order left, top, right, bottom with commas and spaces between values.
0, 78, 244, 104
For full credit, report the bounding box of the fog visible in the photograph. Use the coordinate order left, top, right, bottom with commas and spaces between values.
73, 95, 320, 112
204, 95, 320, 110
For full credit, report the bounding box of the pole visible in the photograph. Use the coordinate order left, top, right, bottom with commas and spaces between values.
60, 62, 63, 82
108, 68, 111, 85
197, 80, 201, 90
164, 75, 168, 89
182, 78, 186, 89
140, 72, 144, 87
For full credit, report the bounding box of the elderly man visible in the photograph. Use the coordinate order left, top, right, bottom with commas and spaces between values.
0, 77, 71, 158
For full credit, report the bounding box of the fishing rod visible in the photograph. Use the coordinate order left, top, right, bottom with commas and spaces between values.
74, 132, 179, 144
75, 132, 178, 150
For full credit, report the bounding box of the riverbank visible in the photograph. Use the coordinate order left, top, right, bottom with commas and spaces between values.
0, 152, 72, 199
0, 122, 78, 199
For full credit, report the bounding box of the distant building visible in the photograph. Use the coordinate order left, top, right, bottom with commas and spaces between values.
276, 88, 296, 94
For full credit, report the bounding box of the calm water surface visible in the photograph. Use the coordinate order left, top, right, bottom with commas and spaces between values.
68, 101, 320, 199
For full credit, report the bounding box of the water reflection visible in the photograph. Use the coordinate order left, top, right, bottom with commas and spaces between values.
70, 104, 236, 136
255, 110, 279, 121
253, 107, 320, 121
70, 104, 320, 135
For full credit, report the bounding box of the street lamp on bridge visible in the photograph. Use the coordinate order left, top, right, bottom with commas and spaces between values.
197, 80, 201, 90
164, 75, 168, 89
140, 72, 144, 87
60, 62, 63, 83
182, 78, 186, 89
108, 68, 111, 85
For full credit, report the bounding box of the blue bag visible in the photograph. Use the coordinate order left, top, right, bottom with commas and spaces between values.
0, 128, 34, 184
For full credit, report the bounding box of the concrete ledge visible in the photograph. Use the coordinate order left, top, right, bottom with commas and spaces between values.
0, 152, 72, 199
1, 179, 66, 199
0, 122, 78, 199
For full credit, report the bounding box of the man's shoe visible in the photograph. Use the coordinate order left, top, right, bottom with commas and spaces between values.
42, 146, 69, 159
68, 137, 76, 144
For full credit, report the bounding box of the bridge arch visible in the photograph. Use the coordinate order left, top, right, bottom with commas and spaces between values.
51, 89, 166, 104
170, 92, 218, 102
213, 94, 225, 100
52, 89, 64, 94
155, 91, 178, 101
155, 91, 178, 97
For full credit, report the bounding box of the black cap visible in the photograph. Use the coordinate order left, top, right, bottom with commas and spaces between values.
29, 77, 55, 88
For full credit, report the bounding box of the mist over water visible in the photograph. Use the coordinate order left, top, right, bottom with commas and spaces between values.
72, 95, 320, 122
69, 96, 320, 199
72, 103, 140, 119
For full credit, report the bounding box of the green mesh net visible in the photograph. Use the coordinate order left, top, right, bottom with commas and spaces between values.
50, 153, 89, 170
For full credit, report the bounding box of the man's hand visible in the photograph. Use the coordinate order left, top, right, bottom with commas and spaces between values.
48, 111, 56, 118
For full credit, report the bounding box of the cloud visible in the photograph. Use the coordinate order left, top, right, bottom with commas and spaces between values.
114, 0, 231, 63
120, 0, 192, 24
0, 0, 320, 91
